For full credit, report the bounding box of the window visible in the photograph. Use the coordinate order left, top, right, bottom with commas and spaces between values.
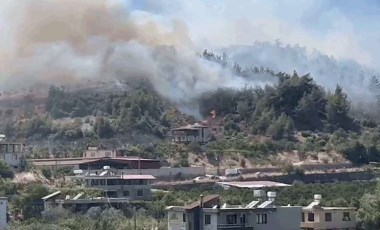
204, 214, 211, 225
123, 191, 130, 197
240, 214, 246, 224
137, 190, 143, 197
308, 213, 314, 222
227, 214, 237, 224
302, 213, 305, 222
325, 213, 332, 222
343, 212, 351, 221
138, 179, 144, 185
182, 213, 186, 222
256, 214, 267, 224
106, 191, 117, 198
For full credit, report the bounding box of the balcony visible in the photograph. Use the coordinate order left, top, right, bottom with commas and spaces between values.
217, 224, 253, 230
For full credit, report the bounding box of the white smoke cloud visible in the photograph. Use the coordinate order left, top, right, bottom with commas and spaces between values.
0, 0, 274, 119
0, 0, 378, 119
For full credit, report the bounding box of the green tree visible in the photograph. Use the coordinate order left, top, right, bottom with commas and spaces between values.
358, 182, 380, 229
326, 85, 354, 131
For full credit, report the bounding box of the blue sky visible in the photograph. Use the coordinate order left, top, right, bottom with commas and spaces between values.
126, 0, 380, 69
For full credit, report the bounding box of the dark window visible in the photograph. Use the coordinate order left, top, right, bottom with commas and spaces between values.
325, 213, 332, 222
302, 213, 305, 222
138, 179, 144, 185
343, 212, 351, 221
256, 214, 267, 224
137, 190, 143, 197
106, 191, 117, 198
240, 214, 246, 224
227, 214, 237, 224
182, 213, 186, 222
308, 213, 314, 222
205, 214, 211, 225
123, 191, 130, 197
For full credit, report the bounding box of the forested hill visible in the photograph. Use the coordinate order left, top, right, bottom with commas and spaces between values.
1, 49, 380, 166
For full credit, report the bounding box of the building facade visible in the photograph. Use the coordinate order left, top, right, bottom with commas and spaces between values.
171, 123, 210, 144
0, 197, 8, 230
301, 194, 357, 230
167, 191, 301, 230
0, 142, 26, 170
75, 169, 156, 201
83, 146, 116, 158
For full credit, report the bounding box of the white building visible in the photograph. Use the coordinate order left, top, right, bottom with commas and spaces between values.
301, 194, 357, 230
0, 197, 8, 230
166, 191, 301, 230
0, 142, 26, 170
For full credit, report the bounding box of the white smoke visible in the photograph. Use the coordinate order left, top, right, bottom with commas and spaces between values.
0, 0, 274, 118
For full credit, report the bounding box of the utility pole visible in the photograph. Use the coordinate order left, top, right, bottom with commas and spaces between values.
217, 152, 220, 176
138, 153, 141, 175
134, 207, 137, 230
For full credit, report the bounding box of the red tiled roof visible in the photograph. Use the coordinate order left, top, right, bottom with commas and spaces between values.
184, 194, 220, 210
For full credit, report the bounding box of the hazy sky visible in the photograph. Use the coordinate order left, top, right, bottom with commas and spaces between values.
128, 0, 380, 70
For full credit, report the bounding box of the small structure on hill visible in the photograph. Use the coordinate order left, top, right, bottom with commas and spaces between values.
171, 123, 210, 144
0, 137, 26, 170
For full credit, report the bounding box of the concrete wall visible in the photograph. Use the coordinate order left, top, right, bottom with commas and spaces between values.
211, 163, 354, 175
83, 149, 115, 158
301, 209, 356, 230
153, 170, 373, 190
253, 206, 301, 230
0, 198, 7, 230
0, 152, 22, 168
167, 210, 187, 230
85, 167, 205, 180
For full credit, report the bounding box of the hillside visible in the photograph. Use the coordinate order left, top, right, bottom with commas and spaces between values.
1, 50, 380, 169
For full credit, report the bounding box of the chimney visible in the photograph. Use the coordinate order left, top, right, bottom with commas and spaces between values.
267, 191, 276, 202
314, 194, 322, 203
200, 195, 204, 208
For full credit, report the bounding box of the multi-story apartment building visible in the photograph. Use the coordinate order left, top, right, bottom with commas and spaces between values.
301, 194, 357, 230
0, 142, 26, 170
166, 191, 301, 230
74, 168, 156, 201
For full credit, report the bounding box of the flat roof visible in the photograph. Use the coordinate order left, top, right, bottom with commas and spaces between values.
56, 197, 131, 204
81, 174, 156, 180
217, 181, 291, 189
42, 191, 62, 200
303, 206, 356, 211
122, 175, 156, 180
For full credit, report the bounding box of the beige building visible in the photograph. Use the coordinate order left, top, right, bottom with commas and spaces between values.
83, 146, 117, 158
301, 194, 357, 230
171, 123, 210, 144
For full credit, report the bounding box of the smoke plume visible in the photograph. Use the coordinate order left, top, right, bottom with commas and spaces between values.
0, 0, 274, 118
